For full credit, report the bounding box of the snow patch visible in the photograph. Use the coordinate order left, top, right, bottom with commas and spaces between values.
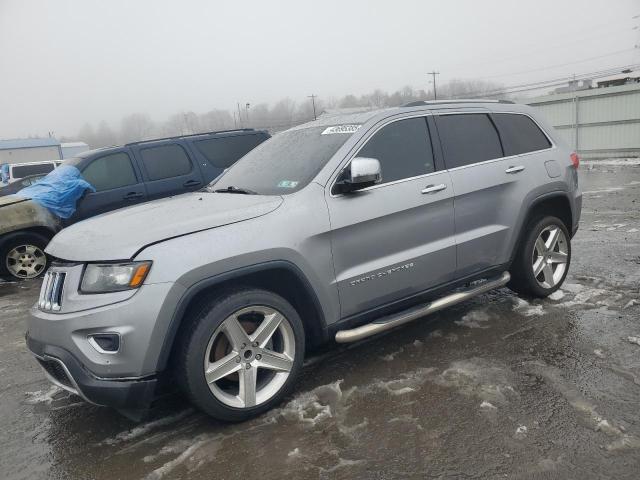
319, 457, 365, 475
287, 447, 301, 458
436, 358, 517, 405
548, 290, 565, 301
593, 349, 606, 359
515, 425, 528, 438
104, 409, 194, 445
480, 401, 497, 410
279, 380, 349, 427
582, 187, 624, 195
380, 347, 404, 362
512, 297, 545, 316
144, 437, 209, 480
454, 309, 490, 328
623, 299, 639, 309
582, 158, 640, 166
627, 336, 640, 347
24, 385, 62, 405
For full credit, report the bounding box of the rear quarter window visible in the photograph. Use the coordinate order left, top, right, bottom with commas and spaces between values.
194, 134, 268, 168
11, 163, 56, 178
492, 113, 551, 156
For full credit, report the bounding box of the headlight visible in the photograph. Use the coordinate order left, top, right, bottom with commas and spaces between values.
81, 261, 152, 293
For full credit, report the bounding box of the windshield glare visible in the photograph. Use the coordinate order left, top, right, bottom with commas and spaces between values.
212, 126, 356, 195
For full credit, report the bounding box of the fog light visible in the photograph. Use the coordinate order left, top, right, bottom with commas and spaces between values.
88, 334, 120, 353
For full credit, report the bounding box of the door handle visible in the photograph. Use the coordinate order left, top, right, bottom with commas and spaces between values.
123, 192, 144, 200
505, 165, 525, 174
421, 183, 447, 194
183, 179, 202, 188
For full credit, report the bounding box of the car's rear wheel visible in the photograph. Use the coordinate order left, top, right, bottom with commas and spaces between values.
0, 232, 50, 280
508, 216, 571, 298
177, 288, 305, 421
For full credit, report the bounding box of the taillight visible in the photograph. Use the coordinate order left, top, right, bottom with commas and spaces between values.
570, 152, 580, 168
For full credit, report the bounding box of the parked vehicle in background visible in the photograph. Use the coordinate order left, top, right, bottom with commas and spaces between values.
0, 173, 47, 196
1, 160, 61, 185
0, 129, 270, 280
26, 100, 582, 421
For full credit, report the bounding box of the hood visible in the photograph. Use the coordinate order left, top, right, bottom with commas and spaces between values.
0, 194, 29, 207
46, 192, 283, 261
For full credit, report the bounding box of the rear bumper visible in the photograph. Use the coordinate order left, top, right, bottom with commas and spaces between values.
26, 335, 157, 409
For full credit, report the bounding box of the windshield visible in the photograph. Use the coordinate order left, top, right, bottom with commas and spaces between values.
211, 126, 357, 195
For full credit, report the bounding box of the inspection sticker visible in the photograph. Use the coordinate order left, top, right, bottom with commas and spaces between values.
277, 180, 299, 188
321, 124, 362, 135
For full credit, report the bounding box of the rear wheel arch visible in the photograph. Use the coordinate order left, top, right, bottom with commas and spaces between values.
510, 192, 573, 264
158, 261, 328, 373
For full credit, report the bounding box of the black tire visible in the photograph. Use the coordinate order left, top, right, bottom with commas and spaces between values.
508, 215, 571, 298
177, 288, 305, 422
0, 231, 50, 281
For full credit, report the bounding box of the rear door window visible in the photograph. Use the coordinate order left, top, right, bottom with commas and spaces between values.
140, 144, 193, 181
194, 134, 267, 168
358, 117, 435, 184
81, 153, 138, 191
492, 113, 551, 156
436, 114, 503, 169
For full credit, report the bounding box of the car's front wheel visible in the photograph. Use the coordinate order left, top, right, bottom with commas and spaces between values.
177, 288, 305, 421
509, 215, 571, 298
0, 232, 50, 281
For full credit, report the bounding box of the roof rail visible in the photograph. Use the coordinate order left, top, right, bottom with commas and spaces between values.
401, 99, 515, 107
124, 128, 257, 147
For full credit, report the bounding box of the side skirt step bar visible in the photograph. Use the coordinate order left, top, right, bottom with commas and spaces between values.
335, 271, 511, 343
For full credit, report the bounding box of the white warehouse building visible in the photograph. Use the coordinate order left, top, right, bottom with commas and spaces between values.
524, 82, 640, 159
0, 138, 62, 165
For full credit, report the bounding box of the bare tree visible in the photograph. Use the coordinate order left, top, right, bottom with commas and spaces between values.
120, 113, 155, 143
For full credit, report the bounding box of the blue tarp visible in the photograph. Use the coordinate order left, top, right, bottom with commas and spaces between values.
16, 165, 95, 219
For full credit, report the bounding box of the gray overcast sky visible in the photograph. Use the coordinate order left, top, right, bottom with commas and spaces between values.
1, 0, 638, 138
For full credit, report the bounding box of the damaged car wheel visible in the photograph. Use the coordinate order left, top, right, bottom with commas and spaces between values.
0, 232, 50, 280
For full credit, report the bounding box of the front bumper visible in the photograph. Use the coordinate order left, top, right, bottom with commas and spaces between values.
27, 335, 158, 409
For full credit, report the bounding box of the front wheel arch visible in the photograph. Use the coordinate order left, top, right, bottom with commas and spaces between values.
158, 261, 328, 373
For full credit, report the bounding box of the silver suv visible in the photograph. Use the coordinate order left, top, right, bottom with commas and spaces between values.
27, 101, 582, 421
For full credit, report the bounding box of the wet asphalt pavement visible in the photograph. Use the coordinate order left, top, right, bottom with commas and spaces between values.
1, 162, 639, 479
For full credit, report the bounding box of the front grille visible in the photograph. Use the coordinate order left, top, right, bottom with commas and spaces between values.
38, 270, 66, 312
37, 358, 72, 388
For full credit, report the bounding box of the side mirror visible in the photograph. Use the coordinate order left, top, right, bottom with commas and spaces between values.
334, 157, 382, 194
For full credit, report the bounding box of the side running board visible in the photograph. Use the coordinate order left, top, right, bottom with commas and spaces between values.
335, 271, 511, 343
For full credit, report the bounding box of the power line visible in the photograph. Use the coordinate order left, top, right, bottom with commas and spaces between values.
450, 64, 640, 99
478, 48, 636, 80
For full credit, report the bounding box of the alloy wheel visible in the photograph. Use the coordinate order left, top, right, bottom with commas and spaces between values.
6, 244, 47, 279
203, 306, 295, 409
531, 225, 568, 289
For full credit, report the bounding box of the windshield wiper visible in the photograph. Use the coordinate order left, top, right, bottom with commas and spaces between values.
214, 186, 257, 195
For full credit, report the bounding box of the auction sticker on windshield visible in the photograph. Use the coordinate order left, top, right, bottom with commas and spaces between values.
321, 125, 362, 135
277, 180, 299, 188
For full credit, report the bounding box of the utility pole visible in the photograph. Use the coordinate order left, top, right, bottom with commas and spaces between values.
307, 94, 317, 120
427, 71, 440, 100
237, 102, 243, 128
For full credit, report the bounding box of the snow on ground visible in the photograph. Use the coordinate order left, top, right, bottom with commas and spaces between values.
582, 158, 640, 166
454, 309, 490, 328
24, 385, 62, 405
